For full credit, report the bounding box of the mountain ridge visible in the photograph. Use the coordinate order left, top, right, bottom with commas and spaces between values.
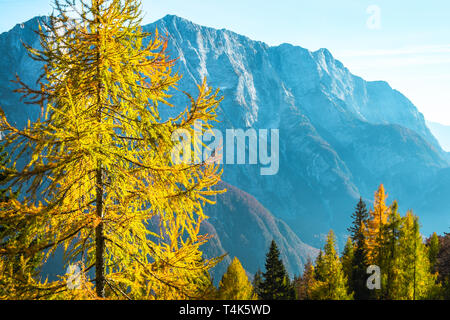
146, 14, 450, 244
151, 14, 441, 153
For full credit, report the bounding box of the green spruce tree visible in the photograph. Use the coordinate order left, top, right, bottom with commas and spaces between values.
347, 197, 370, 300
341, 237, 354, 296
428, 232, 440, 272
314, 250, 325, 282
348, 197, 369, 241
379, 200, 402, 299
260, 240, 295, 300
252, 268, 263, 299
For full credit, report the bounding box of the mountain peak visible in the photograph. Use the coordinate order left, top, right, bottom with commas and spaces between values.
0, 16, 45, 37
315, 47, 332, 56
158, 14, 193, 25
150, 14, 268, 49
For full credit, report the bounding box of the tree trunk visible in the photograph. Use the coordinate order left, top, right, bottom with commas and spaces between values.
95, 165, 105, 297
94, 0, 105, 298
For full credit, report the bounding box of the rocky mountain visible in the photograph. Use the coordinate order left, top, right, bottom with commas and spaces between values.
201, 182, 318, 281
0, 17, 43, 129
1, 15, 450, 277
144, 15, 450, 245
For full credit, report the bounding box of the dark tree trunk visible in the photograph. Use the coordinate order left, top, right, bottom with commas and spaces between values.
94, 1, 105, 298
95, 165, 105, 297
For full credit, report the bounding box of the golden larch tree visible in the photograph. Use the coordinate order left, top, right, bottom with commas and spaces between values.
309, 230, 352, 300
217, 257, 257, 300
364, 184, 390, 264
0, 0, 224, 300
396, 212, 438, 300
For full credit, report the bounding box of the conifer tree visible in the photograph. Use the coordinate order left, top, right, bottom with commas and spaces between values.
217, 257, 257, 300
310, 230, 352, 300
0, 144, 12, 202
428, 232, 440, 272
260, 240, 295, 300
379, 200, 402, 299
341, 237, 354, 296
252, 268, 263, 299
396, 212, 437, 300
348, 197, 369, 241
347, 197, 370, 300
0, 144, 11, 236
365, 184, 390, 264
314, 250, 325, 282
295, 260, 315, 300
0, 0, 223, 300
435, 232, 450, 299
0, 142, 43, 299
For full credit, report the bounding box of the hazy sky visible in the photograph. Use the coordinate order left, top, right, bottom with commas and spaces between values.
1, 0, 449, 124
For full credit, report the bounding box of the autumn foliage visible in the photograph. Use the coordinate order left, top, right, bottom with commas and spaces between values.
0, 0, 224, 300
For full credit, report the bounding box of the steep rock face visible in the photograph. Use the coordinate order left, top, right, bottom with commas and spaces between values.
146, 15, 448, 244
150, 16, 440, 148
0, 17, 45, 128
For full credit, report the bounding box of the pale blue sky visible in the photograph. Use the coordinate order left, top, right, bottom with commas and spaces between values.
1, 0, 449, 124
